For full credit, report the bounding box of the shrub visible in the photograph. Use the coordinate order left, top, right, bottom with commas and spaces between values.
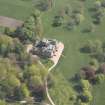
66, 19, 76, 30
79, 79, 91, 90
20, 84, 30, 98
94, 52, 105, 62
35, 0, 53, 11
81, 40, 102, 53
101, 1, 105, 7
64, 5, 72, 16
72, 2, 83, 14
15, 10, 43, 42
81, 40, 96, 53
82, 23, 96, 33
74, 13, 85, 25
92, 7, 105, 24
52, 16, 64, 27
94, 1, 102, 10
4, 27, 12, 35
81, 90, 93, 102
0, 35, 15, 56
96, 74, 105, 83
89, 58, 99, 69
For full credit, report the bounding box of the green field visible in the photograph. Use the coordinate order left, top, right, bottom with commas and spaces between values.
92, 81, 105, 105
0, 0, 33, 20
0, 0, 105, 105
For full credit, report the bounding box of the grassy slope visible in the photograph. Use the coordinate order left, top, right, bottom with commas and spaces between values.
43, 0, 105, 77
40, 0, 105, 104
0, 0, 105, 105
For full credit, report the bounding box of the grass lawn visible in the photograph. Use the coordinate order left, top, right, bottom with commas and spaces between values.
0, 0, 34, 20
0, 0, 105, 105
92, 81, 105, 105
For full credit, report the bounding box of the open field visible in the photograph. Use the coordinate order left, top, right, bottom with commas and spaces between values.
0, 0, 33, 20
41, 0, 105, 102
0, 0, 105, 105
92, 82, 105, 105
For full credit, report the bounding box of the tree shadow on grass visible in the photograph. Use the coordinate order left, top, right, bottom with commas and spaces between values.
73, 85, 82, 93
88, 7, 97, 13
79, 47, 90, 54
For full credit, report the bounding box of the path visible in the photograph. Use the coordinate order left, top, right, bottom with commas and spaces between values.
45, 63, 57, 105
45, 42, 64, 105
26, 42, 64, 105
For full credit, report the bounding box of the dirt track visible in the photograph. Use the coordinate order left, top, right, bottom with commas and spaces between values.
26, 42, 64, 105
45, 42, 64, 105
0, 16, 23, 29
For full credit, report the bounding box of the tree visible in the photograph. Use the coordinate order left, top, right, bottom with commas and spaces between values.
35, 17, 43, 39
32, 10, 43, 39
15, 10, 43, 42
0, 58, 21, 99
47, 0, 53, 9
64, 5, 72, 16
89, 58, 99, 69
79, 0, 86, 2
94, 51, 105, 62
74, 13, 85, 25
0, 35, 14, 56
83, 23, 96, 33
92, 40, 102, 53
15, 10, 43, 41
35, 0, 53, 11
101, 1, 105, 8
14, 38, 24, 54
96, 74, 105, 83
4, 27, 12, 35
66, 19, 76, 30
82, 40, 96, 53
76, 99, 88, 105
80, 66, 96, 80
102, 41, 105, 52
81, 90, 93, 102
32, 9, 41, 19
52, 15, 64, 27
22, 16, 36, 41
7, 75, 21, 88
29, 76, 43, 87
79, 79, 91, 90
20, 84, 30, 98
93, 7, 105, 24
0, 44, 7, 56
82, 40, 102, 53
98, 63, 105, 74
72, 2, 84, 14
94, 1, 102, 10
24, 64, 38, 78
24, 64, 47, 88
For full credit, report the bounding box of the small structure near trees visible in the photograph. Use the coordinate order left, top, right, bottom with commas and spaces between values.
31, 38, 59, 59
